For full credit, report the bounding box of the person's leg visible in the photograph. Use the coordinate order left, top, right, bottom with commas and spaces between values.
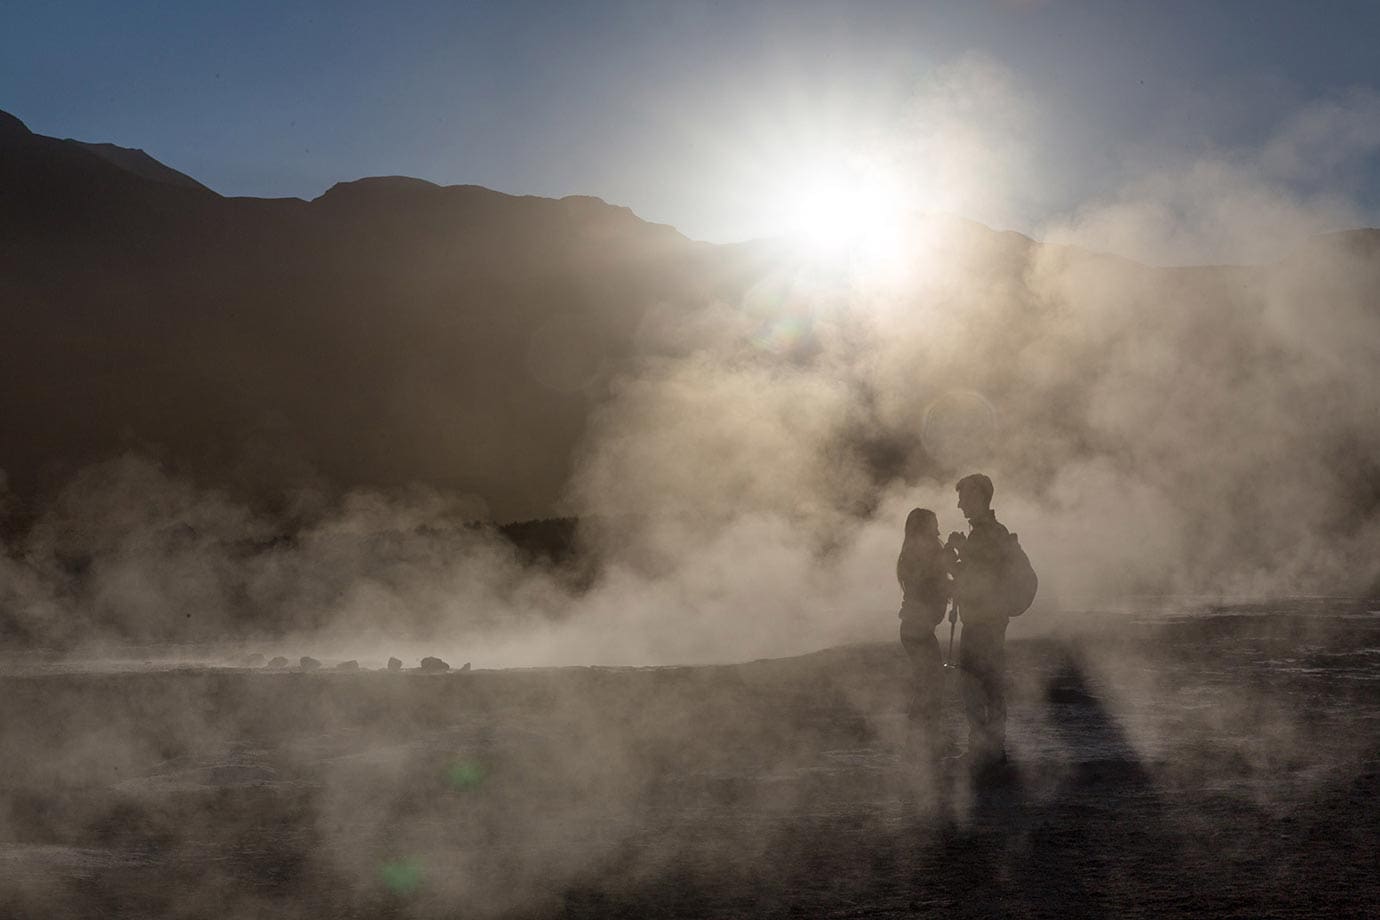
957, 624, 990, 753
902, 627, 944, 752
979, 626, 1008, 760
958, 622, 1008, 761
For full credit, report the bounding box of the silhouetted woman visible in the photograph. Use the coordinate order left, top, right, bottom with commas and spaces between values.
897, 507, 953, 757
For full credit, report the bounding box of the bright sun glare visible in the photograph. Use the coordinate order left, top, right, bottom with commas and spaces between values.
779, 157, 911, 275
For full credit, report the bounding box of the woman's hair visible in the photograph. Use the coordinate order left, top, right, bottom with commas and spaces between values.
904, 507, 938, 538
897, 507, 939, 584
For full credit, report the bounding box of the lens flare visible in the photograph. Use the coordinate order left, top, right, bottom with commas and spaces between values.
445, 759, 487, 791
379, 858, 424, 895
751, 315, 811, 354
922, 390, 998, 468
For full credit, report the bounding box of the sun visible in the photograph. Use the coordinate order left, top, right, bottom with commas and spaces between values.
779, 156, 910, 271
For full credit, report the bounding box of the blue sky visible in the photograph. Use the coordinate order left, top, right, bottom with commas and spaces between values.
4, 1, 1379, 247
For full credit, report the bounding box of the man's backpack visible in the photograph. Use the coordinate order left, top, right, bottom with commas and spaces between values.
1002, 533, 1039, 617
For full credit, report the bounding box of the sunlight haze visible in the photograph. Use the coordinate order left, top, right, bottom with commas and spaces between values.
6, 1, 1380, 257
3, 3, 1380, 916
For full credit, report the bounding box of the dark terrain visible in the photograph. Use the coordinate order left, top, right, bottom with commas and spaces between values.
1, 601, 1377, 918
5, 105, 1380, 591
0, 107, 746, 524
5, 105, 1380, 919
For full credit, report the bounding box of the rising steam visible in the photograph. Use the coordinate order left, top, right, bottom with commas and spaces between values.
2, 69, 1378, 666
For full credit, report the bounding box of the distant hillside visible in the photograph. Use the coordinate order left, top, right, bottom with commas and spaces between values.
3, 108, 1379, 605
67, 140, 211, 192
0, 109, 754, 522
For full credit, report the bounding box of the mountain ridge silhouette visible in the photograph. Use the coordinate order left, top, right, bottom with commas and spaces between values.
0, 110, 746, 524
2, 109, 1377, 542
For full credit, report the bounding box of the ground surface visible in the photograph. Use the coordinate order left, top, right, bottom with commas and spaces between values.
2, 601, 1378, 918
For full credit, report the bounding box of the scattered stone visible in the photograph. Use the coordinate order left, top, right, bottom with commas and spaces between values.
460, 662, 471, 672
266, 656, 289, 669
336, 659, 360, 671
387, 656, 403, 671
419, 656, 450, 672
241, 653, 265, 668
299, 656, 321, 671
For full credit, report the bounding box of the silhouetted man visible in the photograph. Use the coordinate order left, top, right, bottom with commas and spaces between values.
946, 473, 1013, 770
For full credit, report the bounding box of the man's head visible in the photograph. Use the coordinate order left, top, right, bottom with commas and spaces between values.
955, 473, 994, 521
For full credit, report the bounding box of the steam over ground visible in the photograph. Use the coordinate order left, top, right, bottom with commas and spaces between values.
3, 221, 1378, 663
2, 64, 1379, 920
2, 70, 1379, 663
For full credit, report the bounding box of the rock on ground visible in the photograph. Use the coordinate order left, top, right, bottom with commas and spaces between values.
299, 657, 321, 671
265, 656, 289, 669
387, 657, 403, 671
420, 656, 450, 672
336, 660, 360, 671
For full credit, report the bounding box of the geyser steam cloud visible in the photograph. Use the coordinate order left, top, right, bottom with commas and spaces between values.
2, 68, 1379, 664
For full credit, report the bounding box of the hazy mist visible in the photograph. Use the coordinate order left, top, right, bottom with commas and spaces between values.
3, 216, 1377, 664
3, 39, 1380, 920
3, 64, 1380, 667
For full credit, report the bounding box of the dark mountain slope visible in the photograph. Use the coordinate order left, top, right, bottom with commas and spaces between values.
3, 106, 1378, 593
0, 110, 750, 521
68, 140, 211, 192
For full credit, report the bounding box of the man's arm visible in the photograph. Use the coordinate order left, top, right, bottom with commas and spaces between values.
944, 532, 965, 575
953, 523, 1009, 615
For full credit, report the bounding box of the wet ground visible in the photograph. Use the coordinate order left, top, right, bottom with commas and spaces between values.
1, 601, 1378, 918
